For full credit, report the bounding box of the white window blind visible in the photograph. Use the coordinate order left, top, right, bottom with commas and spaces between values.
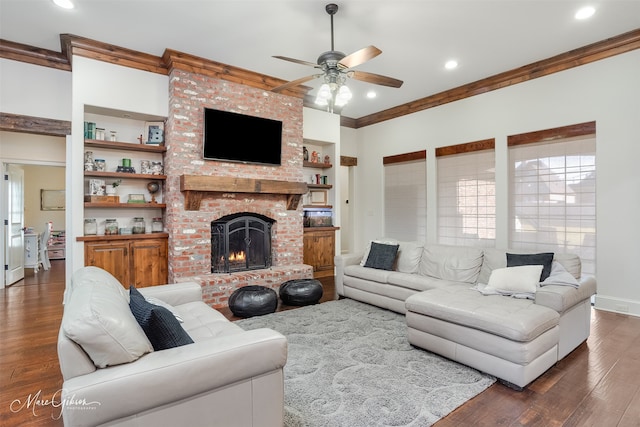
384, 159, 426, 242
509, 135, 596, 274
437, 149, 496, 247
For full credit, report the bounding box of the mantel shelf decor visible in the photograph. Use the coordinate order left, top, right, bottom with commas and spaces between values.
179, 175, 309, 211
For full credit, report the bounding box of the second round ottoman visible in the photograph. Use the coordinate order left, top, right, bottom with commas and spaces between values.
279, 279, 324, 306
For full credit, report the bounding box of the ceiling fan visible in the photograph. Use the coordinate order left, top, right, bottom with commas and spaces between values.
271, 3, 403, 109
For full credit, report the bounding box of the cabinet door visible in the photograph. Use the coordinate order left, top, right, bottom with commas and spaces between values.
303, 230, 335, 278
85, 241, 130, 287
130, 238, 168, 287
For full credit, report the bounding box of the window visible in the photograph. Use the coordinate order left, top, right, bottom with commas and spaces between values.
437, 140, 495, 247
383, 151, 426, 242
508, 122, 596, 274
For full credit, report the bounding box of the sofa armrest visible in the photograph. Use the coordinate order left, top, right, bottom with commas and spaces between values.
61, 328, 287, 427
335, 252, 364, 296
137, 281, 203, 306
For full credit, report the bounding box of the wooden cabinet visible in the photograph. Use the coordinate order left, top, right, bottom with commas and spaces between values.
84, 235, 168, 287
303, 227, 339, 278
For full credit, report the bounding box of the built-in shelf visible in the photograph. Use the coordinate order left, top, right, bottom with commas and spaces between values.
303, 161, 332, 169
84, 202, 166, 208
85, 139, 167, 153
307, 183, 332, 189
303, 205, 333, 209
84, 171, 167, 180
76, 232, 169, 242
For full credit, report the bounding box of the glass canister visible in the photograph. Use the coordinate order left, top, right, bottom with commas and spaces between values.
132, 217, 146, 234
151, 217, 163, 233
105, 219, 119, 235
84, 218, 97, 235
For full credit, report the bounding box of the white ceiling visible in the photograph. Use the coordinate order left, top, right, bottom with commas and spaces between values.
1, 0, 639, 119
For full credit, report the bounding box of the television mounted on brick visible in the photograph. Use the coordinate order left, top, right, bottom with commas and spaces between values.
203, 107, 282, 166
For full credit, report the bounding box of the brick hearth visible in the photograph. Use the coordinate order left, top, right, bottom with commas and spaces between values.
164, 68, 312, 308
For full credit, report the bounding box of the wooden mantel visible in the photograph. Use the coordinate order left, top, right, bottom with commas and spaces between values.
180, 175, 309, 211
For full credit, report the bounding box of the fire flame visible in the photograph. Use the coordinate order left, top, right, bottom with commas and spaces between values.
228, 251, 246, 262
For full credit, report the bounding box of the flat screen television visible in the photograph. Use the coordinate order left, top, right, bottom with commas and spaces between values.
203, 108, 282, 165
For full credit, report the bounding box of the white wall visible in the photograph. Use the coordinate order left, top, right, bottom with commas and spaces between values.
350, 50, 640, 316
0, 59, 72, 120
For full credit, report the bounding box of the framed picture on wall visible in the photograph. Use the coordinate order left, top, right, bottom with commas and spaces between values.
41, 189, 65, 211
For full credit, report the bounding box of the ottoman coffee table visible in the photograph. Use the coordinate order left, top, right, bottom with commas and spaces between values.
228, 285, 278, 318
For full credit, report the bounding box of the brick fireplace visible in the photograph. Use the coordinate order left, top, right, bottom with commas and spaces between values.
163, 67, 313, 308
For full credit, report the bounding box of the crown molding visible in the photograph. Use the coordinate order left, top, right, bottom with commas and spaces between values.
0, 112, 71, 137
60, 34, 168, 74
352, 28, 640, 129
0, 39, 70, 71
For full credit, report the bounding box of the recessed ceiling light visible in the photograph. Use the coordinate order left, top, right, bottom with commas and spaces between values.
366, 90, 377, 99
52, 0, 74, 9
445, 60, 458, 70
575, 6, 595, 20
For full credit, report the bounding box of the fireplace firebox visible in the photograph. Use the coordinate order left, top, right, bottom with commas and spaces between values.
211, 213, 274, 273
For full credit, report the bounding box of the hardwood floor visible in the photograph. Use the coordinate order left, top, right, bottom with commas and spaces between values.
2, 262, 639, 426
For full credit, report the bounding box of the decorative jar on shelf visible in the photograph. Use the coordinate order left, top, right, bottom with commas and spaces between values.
132, 217, 146, 234
105, 219, 119, 235
84, 218, 97, 235
151, 217, 163, 233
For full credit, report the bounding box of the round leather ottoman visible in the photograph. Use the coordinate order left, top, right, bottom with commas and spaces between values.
279, 279, 324, 306
228, 285, 278, 318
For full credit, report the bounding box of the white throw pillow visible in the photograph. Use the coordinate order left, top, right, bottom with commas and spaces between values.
486, 265, 544, 295
63, 281, 153, 368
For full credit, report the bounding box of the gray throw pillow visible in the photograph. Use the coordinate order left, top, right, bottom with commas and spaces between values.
129, 286, 194, 351
506, 252, 554, 281
364, 242, 400, 271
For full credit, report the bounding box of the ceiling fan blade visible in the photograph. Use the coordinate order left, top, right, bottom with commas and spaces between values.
338, 45, 382, 69
273, 56, 319, 68
271, 75, 319, 93
350, 70, 404, 88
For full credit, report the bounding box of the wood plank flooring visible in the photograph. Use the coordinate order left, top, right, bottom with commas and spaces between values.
1, 261, 639, 426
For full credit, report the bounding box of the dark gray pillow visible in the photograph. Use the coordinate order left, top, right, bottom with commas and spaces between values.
364, 242, 400, 271
129, 286, 194, 351
506, 252, 554, 281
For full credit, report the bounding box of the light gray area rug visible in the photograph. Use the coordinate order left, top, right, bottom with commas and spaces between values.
236, 299, 495, 427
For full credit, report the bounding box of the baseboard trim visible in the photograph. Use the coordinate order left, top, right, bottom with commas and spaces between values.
594, 295, 640, 318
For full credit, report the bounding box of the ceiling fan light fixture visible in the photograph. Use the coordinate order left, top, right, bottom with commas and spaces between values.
315, 83, 332, 106
335, 85, 352, 106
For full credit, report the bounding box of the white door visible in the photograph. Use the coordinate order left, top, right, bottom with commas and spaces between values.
4, 164, 25, 285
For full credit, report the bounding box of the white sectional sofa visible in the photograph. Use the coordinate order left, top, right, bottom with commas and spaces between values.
335, 241, 597, 389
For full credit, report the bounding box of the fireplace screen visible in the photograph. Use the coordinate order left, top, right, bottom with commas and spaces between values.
211, 213, 273, 273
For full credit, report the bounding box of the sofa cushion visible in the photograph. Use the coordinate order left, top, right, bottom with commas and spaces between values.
486, 265, 543, 296
130, 286, 194, 351
62, 279, 153, 368
418, 245, 483, 283
387, 272, 464, 292
507, 252, 554, 281
344, 264, 393, 284
395, 241, 425, 273
405, 286, 559, 342
364, 242, 400, 270
177, 301, 245, 341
